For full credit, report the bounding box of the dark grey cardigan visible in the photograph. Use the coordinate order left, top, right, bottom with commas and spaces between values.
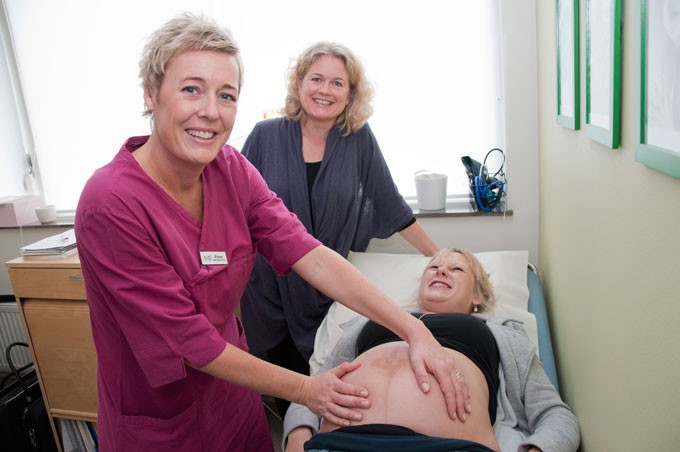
240, 118, 413, 359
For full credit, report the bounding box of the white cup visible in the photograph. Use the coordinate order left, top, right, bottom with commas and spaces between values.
35, 205, 57, 223
414, 171, 448, 210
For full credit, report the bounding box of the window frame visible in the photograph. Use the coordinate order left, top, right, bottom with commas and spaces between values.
0, 0, 41, 198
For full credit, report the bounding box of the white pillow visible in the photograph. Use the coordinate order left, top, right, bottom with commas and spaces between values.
310, 250, 536, 374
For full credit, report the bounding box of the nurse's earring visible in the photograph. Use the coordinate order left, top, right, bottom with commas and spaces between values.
473, 304, 479, 313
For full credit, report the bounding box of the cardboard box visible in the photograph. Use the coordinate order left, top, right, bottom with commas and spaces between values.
0, 195, 45, 227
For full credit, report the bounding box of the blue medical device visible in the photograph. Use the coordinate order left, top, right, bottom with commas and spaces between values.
461, 148, 506, 212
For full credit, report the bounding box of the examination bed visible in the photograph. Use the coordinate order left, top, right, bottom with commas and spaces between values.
310, 250, 560, 391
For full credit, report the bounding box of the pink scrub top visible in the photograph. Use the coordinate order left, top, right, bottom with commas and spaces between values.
75, 136, 320, 451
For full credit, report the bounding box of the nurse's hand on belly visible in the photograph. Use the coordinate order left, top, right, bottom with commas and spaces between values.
407, 327, 472, 422
299, 361, 372, 427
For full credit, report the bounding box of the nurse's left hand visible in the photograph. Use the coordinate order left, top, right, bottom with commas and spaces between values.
299, 361, 370, 426
407, 332, 471, 422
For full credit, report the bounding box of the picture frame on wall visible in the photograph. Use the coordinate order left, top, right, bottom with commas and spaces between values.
584, 0, 621, 148
635, 0, 680, 179
556, 0, 579, 130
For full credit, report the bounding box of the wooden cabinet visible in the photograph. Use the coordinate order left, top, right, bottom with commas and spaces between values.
6, 255, 97, 451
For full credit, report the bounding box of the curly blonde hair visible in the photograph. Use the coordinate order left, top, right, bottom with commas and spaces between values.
283, 41, 374, 136
138, 12, 243, 117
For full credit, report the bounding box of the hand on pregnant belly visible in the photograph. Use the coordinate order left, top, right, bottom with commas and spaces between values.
302, 360, 373, 427
320, 342, 500, 451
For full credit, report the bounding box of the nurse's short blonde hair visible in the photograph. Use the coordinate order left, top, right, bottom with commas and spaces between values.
139, 12, 243, 117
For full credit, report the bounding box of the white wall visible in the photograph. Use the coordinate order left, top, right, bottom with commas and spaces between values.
537, 1, 680, 450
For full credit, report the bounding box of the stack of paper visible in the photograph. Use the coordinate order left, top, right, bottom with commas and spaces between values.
20, 228, 77, 258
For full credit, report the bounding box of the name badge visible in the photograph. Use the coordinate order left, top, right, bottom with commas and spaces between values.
200, 251, 228, 266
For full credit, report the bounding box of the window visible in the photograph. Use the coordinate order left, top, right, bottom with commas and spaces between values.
2, 0, 503, 211
0, 1, 38, 197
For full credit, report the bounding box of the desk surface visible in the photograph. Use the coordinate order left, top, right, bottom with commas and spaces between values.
6, 253, 81, 269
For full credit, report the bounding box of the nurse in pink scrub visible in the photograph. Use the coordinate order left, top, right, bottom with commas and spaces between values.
75, 13, 469, 452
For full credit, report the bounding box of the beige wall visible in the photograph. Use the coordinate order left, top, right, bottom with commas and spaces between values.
537, 1, 680, 450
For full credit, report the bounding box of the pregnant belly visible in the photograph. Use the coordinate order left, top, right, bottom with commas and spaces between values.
320, 341, 499, 451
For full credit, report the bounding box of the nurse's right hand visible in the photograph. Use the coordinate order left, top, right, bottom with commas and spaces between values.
299, 361, 370, 426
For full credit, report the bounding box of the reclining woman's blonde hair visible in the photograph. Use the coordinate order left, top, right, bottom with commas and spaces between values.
426, 248, 496, 313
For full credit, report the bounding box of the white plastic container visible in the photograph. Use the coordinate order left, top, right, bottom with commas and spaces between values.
35, 205, 57, 223
414, 171, 447, 210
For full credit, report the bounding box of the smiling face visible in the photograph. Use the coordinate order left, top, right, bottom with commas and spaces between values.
143, 49, 240, 171
297, 55, 351, 126
419, 251, 480, 314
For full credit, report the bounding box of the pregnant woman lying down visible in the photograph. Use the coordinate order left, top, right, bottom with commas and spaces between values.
284, 248, 580, 452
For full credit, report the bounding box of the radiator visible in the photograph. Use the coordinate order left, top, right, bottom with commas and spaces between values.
0, 301, 31, 373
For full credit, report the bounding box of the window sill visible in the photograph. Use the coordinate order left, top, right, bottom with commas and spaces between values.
406, 197, 512, 218
0, 216, 75, 230
0, 201, 513, 230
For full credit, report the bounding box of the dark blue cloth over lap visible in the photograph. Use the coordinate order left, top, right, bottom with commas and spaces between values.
303, 424, 495, 452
